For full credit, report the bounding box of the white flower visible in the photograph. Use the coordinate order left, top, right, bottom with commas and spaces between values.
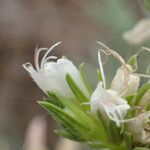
23, 42, 90, 100
90, 82, 130, 126
90, 50, 130, 126
127, 113, 150, 143
111, 65, 140, 97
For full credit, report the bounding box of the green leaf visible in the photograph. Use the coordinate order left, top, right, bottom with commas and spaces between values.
66, 73, 89, 102
134, 83, 150, 105
55, 130, 84, 141
127, 54, 138, 70
124, 131, 133, 150
79, 63, 93, 95
39, 98, 107, 142
53, 94, 107, 141
39, 101, 92, 141
97, 69, 102, 81
47, 92, 64, 108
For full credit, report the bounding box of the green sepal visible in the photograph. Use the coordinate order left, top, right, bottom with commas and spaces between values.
55, 130, 84, 142
96, 111, 110, 140
134, 83, 150, 105
109, 121, 122, 144
47, 91, 64, 108
79, 63, 93, 95
39, 101, 91, 141
125, 95, 136, 106
66, 73, 89, 102
87, 141, 106, 149
127, 54, 138, 70
123, 131, 133, 150
54, 95, 107, 142
39, 95, 107, 142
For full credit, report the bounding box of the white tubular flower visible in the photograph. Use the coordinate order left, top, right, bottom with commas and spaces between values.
91, 50, 130, 126
127, 113, 150, 144
90, 82, 130, 126
111, 65, 140, 97
23, 42, 90, 100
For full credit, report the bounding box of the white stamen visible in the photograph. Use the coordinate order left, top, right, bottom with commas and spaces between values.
98, 50, 106, 89
41, 42, 61, 68
23, 62, 34, 72
45, 56, 58, 62
97, 41, 131, 72
97, 41, 109, 49
99, 49, 109, 65
141, 47, 150, 53
113, 112, 150, 124
134, 73, 150, 78
34, 47, 48, 71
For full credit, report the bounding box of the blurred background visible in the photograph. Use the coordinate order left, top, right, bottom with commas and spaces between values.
0, 0, 150, 150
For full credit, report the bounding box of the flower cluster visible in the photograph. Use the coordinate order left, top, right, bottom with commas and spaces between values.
23, 42, 150, 150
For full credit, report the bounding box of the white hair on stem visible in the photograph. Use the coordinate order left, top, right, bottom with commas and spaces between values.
98, 50, 106, 89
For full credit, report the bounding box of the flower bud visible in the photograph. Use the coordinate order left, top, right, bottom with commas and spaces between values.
127, 113, 150, 143
111, 65, 140, 97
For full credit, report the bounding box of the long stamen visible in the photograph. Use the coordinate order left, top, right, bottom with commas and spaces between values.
97, 41, 131, 71
97, 41, 109, 49
22, 62, 34, 73
34, 47, 48, 71
98, 50, 106, 89
45, 56, 58, 62
141, 47, 150, 53
135, 73, 150, 78
40, 42, 61, 68
112, 112, 150, 124
99, 49, 110, 65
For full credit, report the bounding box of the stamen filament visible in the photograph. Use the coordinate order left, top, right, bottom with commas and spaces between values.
98, 50, 106, 89
34, 47, 48, 71
97, 41, 131, 71
41, 42, 61, 68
